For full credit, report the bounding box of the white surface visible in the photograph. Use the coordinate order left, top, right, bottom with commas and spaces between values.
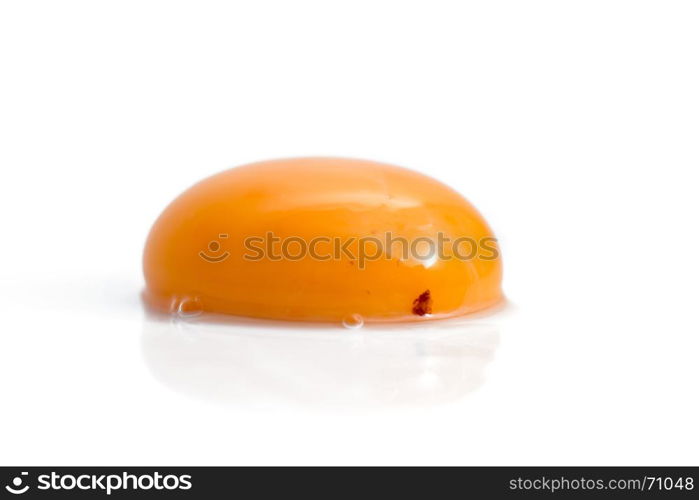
1, 1, 698, 465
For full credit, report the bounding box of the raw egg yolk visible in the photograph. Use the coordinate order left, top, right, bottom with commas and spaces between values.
143, 158, 503, 323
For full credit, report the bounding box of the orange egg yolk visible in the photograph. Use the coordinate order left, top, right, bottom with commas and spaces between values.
143, 158, 503, 323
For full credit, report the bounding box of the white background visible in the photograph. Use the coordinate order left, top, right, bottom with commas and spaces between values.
1, 1, 698, 465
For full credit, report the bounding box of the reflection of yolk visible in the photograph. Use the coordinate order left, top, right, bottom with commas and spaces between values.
143, 157, 503, 323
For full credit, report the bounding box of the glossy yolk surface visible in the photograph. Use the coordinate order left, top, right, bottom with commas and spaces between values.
143, 158, 503, 322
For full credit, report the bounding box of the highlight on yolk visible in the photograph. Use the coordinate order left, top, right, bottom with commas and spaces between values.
143, 157, 503, 324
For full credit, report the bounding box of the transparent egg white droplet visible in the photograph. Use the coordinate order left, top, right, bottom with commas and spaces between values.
176, 296, 203, 318
342, 313, 364, 330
